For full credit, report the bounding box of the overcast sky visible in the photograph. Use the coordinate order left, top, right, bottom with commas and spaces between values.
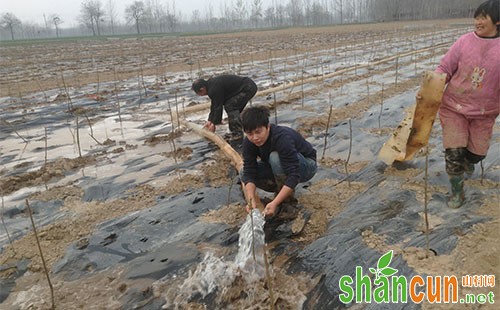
2, 0, 275, 27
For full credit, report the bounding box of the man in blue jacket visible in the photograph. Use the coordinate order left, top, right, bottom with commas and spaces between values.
192, 75, 257, 140
240, 106, 317, 217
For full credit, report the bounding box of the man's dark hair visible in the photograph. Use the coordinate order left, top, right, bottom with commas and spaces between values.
192, 79, 207, 93
241, 106, 270, 132
475, 0, 500, 31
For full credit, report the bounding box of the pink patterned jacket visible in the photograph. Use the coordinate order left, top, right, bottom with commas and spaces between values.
437, 32, 500, 117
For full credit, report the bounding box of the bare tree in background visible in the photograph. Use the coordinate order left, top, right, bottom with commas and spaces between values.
219, 2, 232, 29
304, 0, 312, 25
92, 0, 105, 35
142, 2, 155, 33
337, 0, 344, 24
191, 9, 201, 30
126, 1, 145, 34
310, 1, 329, 25
264, 6, 275, 27
150, 0, 166, 32
204, 2, 214, 30
50, 15, 63, 38
0, 12, 21, 40
287, 0, 303, 26
80, 0, 105, 36
251, 0, 263, 28
166, 0, 178, 33
0, 0, 486, 39
234, 0, 247, 28
21, 21, 45, 39
107, 0, 117, 34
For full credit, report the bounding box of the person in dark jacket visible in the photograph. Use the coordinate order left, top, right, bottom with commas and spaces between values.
240, 106, 317, 217
192, 75, 258, 140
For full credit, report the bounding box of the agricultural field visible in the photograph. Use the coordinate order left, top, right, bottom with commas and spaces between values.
0, 19, 499, 309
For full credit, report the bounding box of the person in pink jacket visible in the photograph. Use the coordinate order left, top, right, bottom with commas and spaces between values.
436, 0, 499, 208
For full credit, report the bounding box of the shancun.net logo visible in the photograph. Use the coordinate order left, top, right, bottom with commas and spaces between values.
339, 250, 495, 304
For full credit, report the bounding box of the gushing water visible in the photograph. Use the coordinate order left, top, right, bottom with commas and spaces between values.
234, 208, 266, 277
161, 209, 267, 308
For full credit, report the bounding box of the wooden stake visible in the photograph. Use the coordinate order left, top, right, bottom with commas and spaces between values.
263, 244, 275, 310
1, 120, 28, 144
322, 103, 333, 160
166, 99, 179, 167
25, 199, 55, 309
75, 114, 82, 158
60, 71, 73, 112
113, 68, 123, 125
345, 119, 352, 187
84, 112, 102, 145
395, 55, 399, 88
1, 195, 15, 255
424, 148, 430, 258
480, 160, 484, 185
273, 92, 278, 125
44, 127, 48, 190
137, 75, 142, 107
378, 83, 384, 129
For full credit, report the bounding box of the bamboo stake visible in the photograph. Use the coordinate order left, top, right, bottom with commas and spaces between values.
273, 92, 278, 125
322, 103, 333, 160
197, 60, 203, 77
166, 99, 179, 167
345, 119, 352, 187
75, 114, 82, 158
25, 199, 55, 309
44, 127, 48, 190
1, 195, 15, 255
174, 94, 181, 130
263, 244, 275, 310
424, 148, 430, 258
36, 79, 49, 104
1, 120, 28, 144
137, 75, 142, 107
480, 160, 484, 185
378, 83, 385, 129
60, 71, 73, 112
84, 112, 102, 145
301, 58, 306, 107
96, 70, 100, 98
414, 43, 418, 76
16, 81, 24, 112
140, 60, 147, 97
113, 68, 124, 138
227, 175, 236, 207
395, 55, 399, 88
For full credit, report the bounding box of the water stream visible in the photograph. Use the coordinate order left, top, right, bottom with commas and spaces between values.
162, 209, 268, 308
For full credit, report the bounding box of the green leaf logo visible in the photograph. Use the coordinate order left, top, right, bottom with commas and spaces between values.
377, 250, 393, 269
370, 250, 398, 281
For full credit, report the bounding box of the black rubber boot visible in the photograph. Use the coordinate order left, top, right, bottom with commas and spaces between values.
447, 174, 465, 209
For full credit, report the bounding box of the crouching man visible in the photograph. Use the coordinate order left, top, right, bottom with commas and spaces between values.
240, 106, 317, 217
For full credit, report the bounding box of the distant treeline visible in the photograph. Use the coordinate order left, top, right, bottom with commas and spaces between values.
0, 0, 482, 41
